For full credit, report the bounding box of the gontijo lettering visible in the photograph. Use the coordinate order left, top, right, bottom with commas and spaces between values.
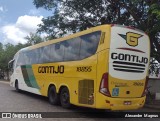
38, 65, 64, 74
111, 53, 148, 64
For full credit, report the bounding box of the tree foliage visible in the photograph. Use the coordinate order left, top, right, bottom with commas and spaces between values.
0, 33, 44, 79
24, 32, 44, 45
0, 43, 25, 79
33, 0, 160, 62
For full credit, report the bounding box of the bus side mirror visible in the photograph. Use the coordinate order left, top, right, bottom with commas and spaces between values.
8, 59, 14, 69
8, 63, 11, 69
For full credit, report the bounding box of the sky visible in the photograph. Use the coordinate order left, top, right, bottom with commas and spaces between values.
0, 0, 52, 45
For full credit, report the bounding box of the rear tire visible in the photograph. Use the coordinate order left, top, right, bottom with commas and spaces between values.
48, 86, 59, 105
60, 87, 71, 108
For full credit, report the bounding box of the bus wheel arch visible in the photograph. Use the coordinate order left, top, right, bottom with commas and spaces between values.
59, 86, 71, 108
48, 84, 59, 105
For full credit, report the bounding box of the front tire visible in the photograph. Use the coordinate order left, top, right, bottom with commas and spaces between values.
48, 86, 59, 105
60, 87, 71, 108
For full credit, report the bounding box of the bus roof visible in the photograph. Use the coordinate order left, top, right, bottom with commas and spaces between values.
19, 24, 110, 52
19, 24, 146, 52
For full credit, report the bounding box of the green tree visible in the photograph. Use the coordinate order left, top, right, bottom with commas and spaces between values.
0, 33, 45, 80
34, 0, 132, 37
33, 0, 160, 62
0, 43, 15, 80
0, 42, 3, 62
0, 43, 26, 80
0, 42, 4, 78
24, 32, 44, 45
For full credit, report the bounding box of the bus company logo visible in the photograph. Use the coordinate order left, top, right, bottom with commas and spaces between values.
119, 32, 143, 47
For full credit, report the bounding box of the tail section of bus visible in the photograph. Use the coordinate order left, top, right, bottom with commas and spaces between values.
96, 25, 150, 110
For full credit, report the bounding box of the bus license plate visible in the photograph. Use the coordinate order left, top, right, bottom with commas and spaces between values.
124, 101, 131, 105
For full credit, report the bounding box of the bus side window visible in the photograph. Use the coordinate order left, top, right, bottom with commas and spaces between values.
30, 49, 41, 64
55, 43, 60, 50
63, 37, 81, 61
41, 45, 51, 63
80, 31, 101, 59
23, 52, 30, 65
16, 53, 25, 67
24, 51, 36, 65
24, 48, 42, 65
34, 48, 41, 64
50, 44, 56, 62
50, 42, 64, 62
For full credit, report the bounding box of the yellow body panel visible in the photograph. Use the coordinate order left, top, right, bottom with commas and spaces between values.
33, 55, 97, 106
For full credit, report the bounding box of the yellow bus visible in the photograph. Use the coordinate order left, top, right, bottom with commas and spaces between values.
8, 24, 150, 110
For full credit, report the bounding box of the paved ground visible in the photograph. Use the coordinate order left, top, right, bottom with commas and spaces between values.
0, 81, 159, 121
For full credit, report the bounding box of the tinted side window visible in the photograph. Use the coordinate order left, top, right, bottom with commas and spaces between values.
64, 37, 81, 61
37, 47, 44, 63
23, 52, 30, 65
16, 53, 25, 66
50, 44, 56, 62
27, 51, 36, 64
33, 48, 41, 64
24, 52, 32, 65
18, 31, 101, 64
30, 49, 41, 64
23, 48, 40, 65
80, 31, 101, 59
39, 46, 51, 63
50, 42, 65, 62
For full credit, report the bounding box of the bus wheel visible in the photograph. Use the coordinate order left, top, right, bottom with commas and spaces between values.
15, 80, 20, 92
48, 86, 59, 105
60, 87, 71, 108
